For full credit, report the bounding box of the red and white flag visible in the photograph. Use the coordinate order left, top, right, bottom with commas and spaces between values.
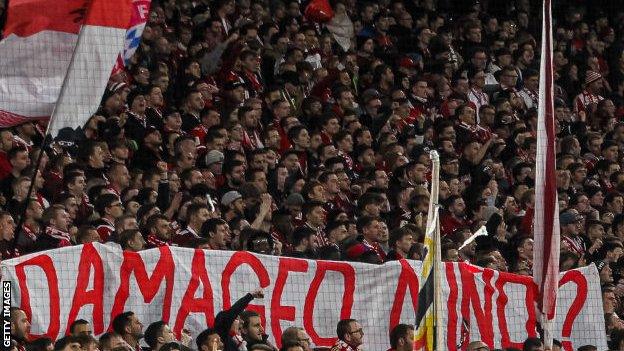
0, 0, 136, 134
533, 0, 560, 347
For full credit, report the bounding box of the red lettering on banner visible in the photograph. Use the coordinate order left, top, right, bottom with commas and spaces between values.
495, 271, 537, 349
303, 261, 355, 347
66, 244, 104, 335
15, 254, 60, 339
558, 270, 588, 351
389, 260, 419, 330
445, 263, 459, 350
222, 251, 271, 327
271, 257, 309, 348
110, 246, 175, 328
459, 263, 494, 347
174, 249, 215, 337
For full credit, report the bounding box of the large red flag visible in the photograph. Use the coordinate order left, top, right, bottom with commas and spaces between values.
533, 0, 560, 348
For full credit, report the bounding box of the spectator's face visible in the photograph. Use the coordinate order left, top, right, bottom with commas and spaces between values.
293, 33, 306, 48
165, 112, 182, 131
375, 170, 389, 189
603, 145, 619, 162
228, 165, 245, 186
244, 316, 264, 341
125, 201, 140, 217
500, 69, 518, 87
128, 231, 146, 252
324, 118, 340, 135
344, 321, 364, 346
337, 171, 350, 190
11, 150, 30, 171
295, 129, 311, 149
412, 81, 428, 99
265, 129, 281, 148
231, 198, 245, 215
471, 70, 487, 89
444, 248, 460, 261
308, 206, 326, 227
211, 224, 231, 247
52, 209, 71, 232
0, 214, 15, 241
329, 225, 348, 243
410, 164, 428, 183
590, 191, 605, 207
338, 135, 354, 153
283, 154, 300, 172
134, 67, 150, 84
603, 291, 617, 313
399, 13, 413, 29
128, 314, 144, 339
361, 6, 375, 21
459, 106, 476, 125
376, 17, 390, 31
202, 333, 225, 351
572, 166, 587, 183
439, 126, 456, 142
397, 234, 414, 253
107, 199, 124, 219
467, 27, 482, 42
600, 264, 614, 284
11, 309, 30, 341
155, 219, 172, 239
59, 342, 81, 351
253, 172, 268, 193
242, 54, 260, 72
472, 52, 487, 70
609, 197, 624, 214
450, 199, 466, 217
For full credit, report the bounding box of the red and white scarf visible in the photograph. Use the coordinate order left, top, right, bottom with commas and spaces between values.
45, 226, 72, 247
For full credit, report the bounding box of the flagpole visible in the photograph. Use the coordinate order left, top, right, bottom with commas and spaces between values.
430, 151, 445, 351
533, 0, 560, 348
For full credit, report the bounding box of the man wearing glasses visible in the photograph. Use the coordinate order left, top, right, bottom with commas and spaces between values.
331, 319, 364, 351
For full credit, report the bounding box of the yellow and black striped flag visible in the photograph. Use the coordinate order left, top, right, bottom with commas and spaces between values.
414, 151, 441, 351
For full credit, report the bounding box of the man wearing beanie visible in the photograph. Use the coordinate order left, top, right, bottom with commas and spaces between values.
124, 89, 150, 142
574, 70, 604, 114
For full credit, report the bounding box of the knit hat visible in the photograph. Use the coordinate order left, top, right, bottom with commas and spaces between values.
221, 191, 242, 207
285, 193, 305, 206
560, 212, 582, 226
361, 89, 381, 103
223, 80, 245, 91
205, 150, 224, 166
584, 70, 602, 86
108, 81, 128, 93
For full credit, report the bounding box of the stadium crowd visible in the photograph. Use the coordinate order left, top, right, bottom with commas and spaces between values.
1, 0, 624, 349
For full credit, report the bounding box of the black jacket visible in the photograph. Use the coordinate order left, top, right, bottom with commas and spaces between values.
214, 293, 254, 351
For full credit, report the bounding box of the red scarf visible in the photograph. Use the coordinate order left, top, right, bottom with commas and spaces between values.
147, 234, 171, 247
45, 226, 71, 247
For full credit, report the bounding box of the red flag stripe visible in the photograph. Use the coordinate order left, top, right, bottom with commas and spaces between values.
533, 0, 560, 327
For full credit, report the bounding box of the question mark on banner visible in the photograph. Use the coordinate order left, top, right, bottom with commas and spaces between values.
558, 270, 588, 351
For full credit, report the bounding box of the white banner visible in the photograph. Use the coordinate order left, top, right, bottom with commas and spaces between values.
0, 243, 607, 350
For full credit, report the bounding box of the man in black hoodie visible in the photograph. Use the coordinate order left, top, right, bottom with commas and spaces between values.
196, 289, 266, 351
